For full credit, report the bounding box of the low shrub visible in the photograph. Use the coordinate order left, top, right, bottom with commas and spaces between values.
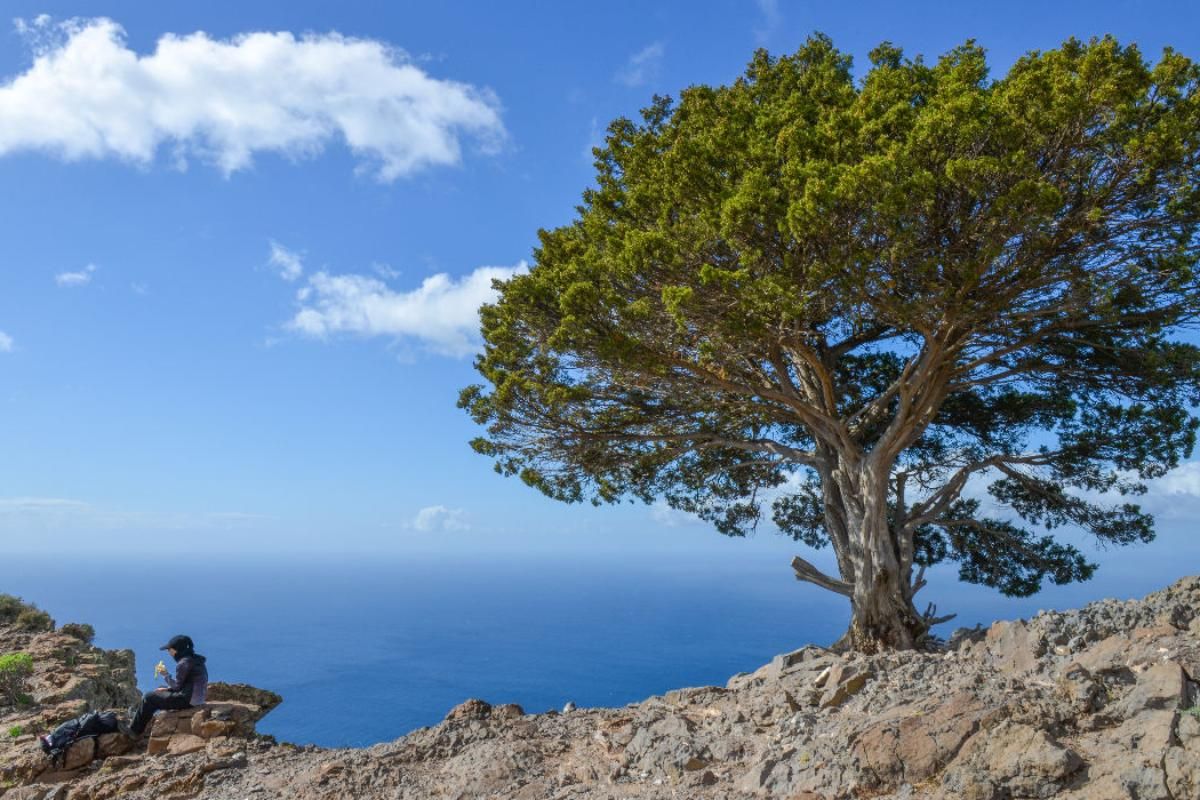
58, 623, 95, 644
0, 652, 34, 706
14, 608, 54, 632
0, 595, 24, 623
7, 725, 22, 738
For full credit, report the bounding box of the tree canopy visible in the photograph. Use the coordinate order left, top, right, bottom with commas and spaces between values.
460, 35, 1200, 650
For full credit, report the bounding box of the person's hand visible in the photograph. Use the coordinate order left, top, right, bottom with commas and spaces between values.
155, 687, 169, 692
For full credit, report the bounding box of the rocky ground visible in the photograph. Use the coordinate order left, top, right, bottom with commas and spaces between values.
2, 577, 1199, 799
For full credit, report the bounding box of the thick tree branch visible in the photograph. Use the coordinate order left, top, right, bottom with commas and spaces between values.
659, 350, 855, 454
791, 556, 853, 597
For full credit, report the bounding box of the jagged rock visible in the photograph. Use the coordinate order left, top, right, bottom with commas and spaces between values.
1056, 662, 1104, 712
97, 732, 133, 757
853, 692, 1000, 787
166, 734, 206, 756
1164, 712, 1200, 798
980, 619, 1039, 673
60, 737, 96, 771
935, 722, 1082, 799
819, 663, 872, 708
145, 736, 171, 755
204, 682, 282, 716
445, 698, 493, 721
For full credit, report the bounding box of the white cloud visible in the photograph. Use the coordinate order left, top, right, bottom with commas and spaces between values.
0, 497, 87, 511
55, 263, 97, 287
0, 17, 505, 181
410, 505, 470, 532
0, 330, 12, 352
0, 495, 270, 530
1151, 461, 1200, 497
615, 42, 664, 88
583, 116, 604, 163
287, 261, 527, 357
650, 500, 701, 528
372, 262, 401, 280
754, 0, 782, 43
949, 458, 1200, 524
268, 241, 304, 282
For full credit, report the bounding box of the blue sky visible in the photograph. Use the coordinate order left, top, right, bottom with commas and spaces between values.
1, 1, 1199, 604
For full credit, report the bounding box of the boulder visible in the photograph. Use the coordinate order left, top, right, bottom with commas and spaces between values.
60, 737, 96, 771
97, 732, 132, 757
981, 620, 1039, 674
936, 722, 1082, 799
1164, 712, 1200, 799
819, 663, 873, 708
166, 734, 206, 756
204, 682, 282, 717
853, 692, 999, 787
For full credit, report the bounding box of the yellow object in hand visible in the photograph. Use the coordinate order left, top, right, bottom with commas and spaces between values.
154, 660, 168, 678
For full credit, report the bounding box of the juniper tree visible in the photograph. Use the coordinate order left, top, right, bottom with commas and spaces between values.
460, 35, 1200, 651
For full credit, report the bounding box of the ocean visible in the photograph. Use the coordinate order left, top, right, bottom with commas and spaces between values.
1, 550, 1185, 747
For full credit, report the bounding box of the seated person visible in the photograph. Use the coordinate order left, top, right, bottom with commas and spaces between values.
125, 634, 208, 737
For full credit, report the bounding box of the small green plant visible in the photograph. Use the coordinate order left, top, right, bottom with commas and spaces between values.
14, 608, 54, 632
0, 652, 34, 706
7, 725, 22, 738
58, 623, 94, 644
1185, 705, 1200, 719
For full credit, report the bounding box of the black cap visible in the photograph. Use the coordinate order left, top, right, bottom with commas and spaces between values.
160, 634, 194, 652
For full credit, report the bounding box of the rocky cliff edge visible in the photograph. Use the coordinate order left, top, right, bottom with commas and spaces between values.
2, 577, 1198, 799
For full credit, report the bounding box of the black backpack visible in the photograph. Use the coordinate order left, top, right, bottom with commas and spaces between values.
39, 710, 119, 765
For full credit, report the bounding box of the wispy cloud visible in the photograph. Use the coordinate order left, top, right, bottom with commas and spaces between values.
0, 16, 506, 181
0, 330, 12, 352
615, 42, 664, 88
582, 116, 604, 163
55, 263, 97, 287
0, 496, 270, 530
754, 0, 782, 43
268, 241, 304, 282
372, 262, 401, 280
286, 261, 527, 357
0, 497, 87, 511
650, 500, 702, 528
409, 505, 470, 532
1152, 461, 1200, 497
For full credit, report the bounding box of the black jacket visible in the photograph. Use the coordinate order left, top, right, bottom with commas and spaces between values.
166, 653, 209, 706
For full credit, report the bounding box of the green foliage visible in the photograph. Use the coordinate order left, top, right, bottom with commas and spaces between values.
464, 34, 1200, 608
58, 623, 95, 644
0, 595, 25, 623
14, 608, 53, 632
0, 652, 34, 706
0, 595, 54, 631
7, 725, 22, 738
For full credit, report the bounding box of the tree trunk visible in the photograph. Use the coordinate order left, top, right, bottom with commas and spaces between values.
833, 461, 927, 653
844, 569, 924, 653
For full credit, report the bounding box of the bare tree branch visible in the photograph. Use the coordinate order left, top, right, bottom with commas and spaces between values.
791, 556, 853, 597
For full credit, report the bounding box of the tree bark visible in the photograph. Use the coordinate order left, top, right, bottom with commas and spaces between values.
844, 561, 924, 652
804, 458, 930, 653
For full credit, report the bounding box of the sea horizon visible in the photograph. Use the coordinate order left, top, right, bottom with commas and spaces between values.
4, 548, 1191, 748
